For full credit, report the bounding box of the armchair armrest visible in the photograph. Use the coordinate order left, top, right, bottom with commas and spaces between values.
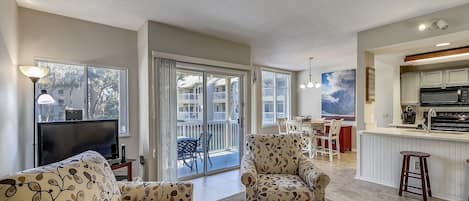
298, 156, 330, 192
118, 181, 193, 201
240, 156, 258, 187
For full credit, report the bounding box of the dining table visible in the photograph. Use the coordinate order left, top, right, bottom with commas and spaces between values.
300, 120, 353, 153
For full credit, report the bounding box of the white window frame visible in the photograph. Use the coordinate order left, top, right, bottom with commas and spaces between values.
35, 59, 130, 136
261, 69, 292, 127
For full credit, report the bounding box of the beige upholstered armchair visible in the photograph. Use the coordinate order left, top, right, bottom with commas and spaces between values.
241, 134, 330, 201
0, 151, 193, 201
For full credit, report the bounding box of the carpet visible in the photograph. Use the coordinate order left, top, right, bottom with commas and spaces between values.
217, 192, 332, 201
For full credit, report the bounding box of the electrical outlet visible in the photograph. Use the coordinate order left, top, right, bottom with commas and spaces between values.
414, 161, 420, 171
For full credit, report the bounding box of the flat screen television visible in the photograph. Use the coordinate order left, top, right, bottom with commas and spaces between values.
38, 120, 119, 166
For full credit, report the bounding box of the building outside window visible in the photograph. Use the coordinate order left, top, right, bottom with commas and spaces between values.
36, 60, 129, 135
261, 70, 290, 126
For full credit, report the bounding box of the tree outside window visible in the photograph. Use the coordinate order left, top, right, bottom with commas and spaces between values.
36, 61, 128, 135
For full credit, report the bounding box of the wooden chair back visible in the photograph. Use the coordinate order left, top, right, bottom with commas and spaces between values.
329, 119, 343, 137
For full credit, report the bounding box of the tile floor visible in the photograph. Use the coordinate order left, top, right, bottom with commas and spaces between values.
189, 152, 444, 201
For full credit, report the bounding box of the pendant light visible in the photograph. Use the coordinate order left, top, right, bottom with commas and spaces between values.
300, 57, 321, 89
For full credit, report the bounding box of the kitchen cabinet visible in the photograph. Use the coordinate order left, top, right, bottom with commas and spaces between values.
420, 71, 443, 87
445, 68, 469, 86
401, 72, 420, 105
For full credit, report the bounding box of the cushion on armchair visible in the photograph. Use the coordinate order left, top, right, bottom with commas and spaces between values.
241, 134, 330, 201
245, 134, 302, 175
0, 151, 194, 201
0, 151, 121, 201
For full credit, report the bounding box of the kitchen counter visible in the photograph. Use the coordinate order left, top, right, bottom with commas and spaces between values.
357, 127, 469, 201
361, 127, 469, 143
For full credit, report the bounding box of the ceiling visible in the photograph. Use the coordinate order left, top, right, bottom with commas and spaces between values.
16, 0, 469, 71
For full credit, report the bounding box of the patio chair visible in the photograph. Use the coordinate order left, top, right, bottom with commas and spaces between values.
177, 138, 198, 172
196, 132, 213, 166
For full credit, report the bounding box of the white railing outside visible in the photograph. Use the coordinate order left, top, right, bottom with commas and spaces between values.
177, 120, 239, 153
178, 93, 199, 101
213, 91, 226, 100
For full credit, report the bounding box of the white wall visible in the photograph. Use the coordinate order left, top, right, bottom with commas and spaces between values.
374, 57, 398, 127
0, 0, 20, 177
18, 8, 140, 176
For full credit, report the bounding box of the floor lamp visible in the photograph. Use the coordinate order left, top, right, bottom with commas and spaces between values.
19, 66, 54, 167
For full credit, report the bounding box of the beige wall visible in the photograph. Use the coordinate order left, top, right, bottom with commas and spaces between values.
0, 0, 20, 177
357, 3, 469, 131
18, 8, 140, 176
139, 21, 252, 180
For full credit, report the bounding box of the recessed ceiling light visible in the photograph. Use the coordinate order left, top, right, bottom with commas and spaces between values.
436, 42, 451, 47
418, 24, 427, 31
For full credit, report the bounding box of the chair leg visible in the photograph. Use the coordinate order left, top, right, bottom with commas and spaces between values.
423, 158, 432, 197
336, 138, 341, 160
419, 157, 427, 201
404, 156, 410, 191
207, 153, 213, 167
328, 139, 333, 162
399, 155, 407, 196
194, 155, 198, 173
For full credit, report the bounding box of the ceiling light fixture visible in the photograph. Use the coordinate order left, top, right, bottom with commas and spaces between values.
435, 42, 451, 47
418, 19, 449, 32
300, 57, 320, 89
418, 24, 427, 31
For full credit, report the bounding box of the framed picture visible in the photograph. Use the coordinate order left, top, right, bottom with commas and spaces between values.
321, 69, 356, 121
366, 67, 375, 103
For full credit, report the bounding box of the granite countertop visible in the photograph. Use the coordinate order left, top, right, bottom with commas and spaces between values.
360, 127, 469, 143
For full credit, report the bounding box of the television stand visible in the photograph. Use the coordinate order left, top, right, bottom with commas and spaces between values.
110, 159, 135, 181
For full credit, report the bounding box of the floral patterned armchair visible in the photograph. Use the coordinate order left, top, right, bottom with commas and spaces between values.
241, 134, 330, 201
0, 151, 193, 201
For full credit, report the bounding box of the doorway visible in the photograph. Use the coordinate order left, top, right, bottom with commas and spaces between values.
175, 62, 244, 179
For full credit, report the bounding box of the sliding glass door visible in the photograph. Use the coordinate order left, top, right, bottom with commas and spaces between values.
176, 63, 244, 179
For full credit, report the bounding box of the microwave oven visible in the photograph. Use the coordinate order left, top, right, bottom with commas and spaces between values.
420, 86, 469, 106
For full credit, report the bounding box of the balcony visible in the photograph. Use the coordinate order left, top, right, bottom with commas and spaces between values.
177, 120, 240, 178
212, 91, 226, 102
178, 93, 200, 102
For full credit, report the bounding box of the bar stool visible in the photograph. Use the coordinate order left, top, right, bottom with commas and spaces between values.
399, 151, 432, 201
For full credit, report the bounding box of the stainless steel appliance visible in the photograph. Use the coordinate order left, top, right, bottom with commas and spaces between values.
424, 112, 469, 132
420, 86, 469, 106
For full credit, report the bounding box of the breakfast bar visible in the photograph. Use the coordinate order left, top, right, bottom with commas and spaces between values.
357, 128, 469, 201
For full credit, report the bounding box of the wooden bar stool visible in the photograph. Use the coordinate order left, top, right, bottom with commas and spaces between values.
399, 151, 432, 201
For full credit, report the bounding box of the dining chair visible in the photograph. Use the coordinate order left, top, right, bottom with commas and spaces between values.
314, 119, 342, 162
286, 120, 303, 134
277, 118, 288, 134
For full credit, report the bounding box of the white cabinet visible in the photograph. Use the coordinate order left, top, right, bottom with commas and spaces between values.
420, 71, 443, 87
401, 72, 420, 104
445, 68, 469, 86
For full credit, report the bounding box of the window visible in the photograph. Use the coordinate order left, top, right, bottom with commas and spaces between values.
261, 70, 290, 125
36, 60, 129, 135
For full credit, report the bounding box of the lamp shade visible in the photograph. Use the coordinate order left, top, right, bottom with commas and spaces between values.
37, 90, 55, 105
19, 66, 49, 81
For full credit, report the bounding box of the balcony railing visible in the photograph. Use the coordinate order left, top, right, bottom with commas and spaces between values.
178, 93, 200, 101
213, 91, 226, 100
177, 120, 240, 153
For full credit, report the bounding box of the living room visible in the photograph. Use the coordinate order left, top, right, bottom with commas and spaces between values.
2, 1, 469, 201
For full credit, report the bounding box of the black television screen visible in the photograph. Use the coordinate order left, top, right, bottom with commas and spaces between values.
38, 120, 119, 166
